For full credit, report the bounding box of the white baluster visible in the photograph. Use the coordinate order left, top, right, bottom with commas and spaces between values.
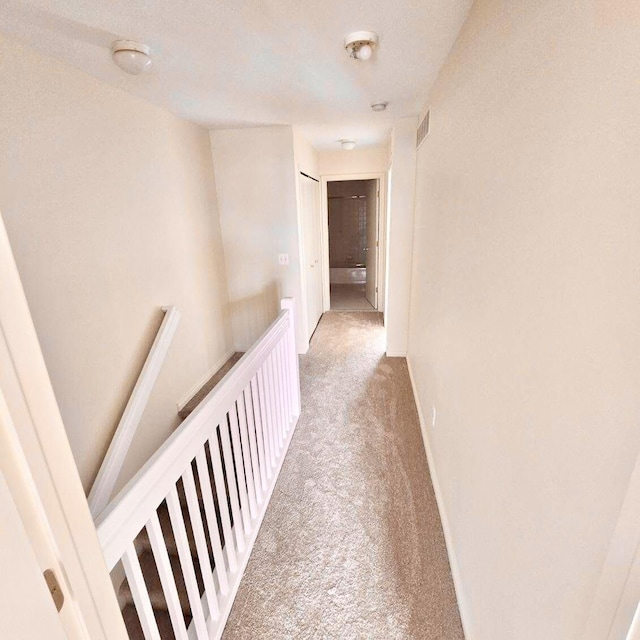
195, 448, 229, 595
218, 420, 245, 553
276, 340, 289, 435
236, 393, 259, 519
273, 349, 286, 448
182, 465, 220, 620
249, 376, 268, 491
281, 297, 301, 417
267, 352, 282, 452
166, 486, 208, 639
257, 367, 276, 474
242, 384, 264, 503
281, 333, 293, 430
228, 404, 252, 535
264, 357, 280, 458
121, 543, 161, 640
146, 512, 189, 640
207, 434, 238, 571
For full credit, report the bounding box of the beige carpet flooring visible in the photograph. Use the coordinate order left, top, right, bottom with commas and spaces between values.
330, 283, 376, 311
222, 312, 464, 639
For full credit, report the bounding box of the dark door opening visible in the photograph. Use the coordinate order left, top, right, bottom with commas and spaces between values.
327, 179, 379, 311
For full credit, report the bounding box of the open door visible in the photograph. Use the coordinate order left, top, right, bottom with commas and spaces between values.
365, 179, 379, 308
0, 211, 127, 639
0, 462, 69, 640
300, 172, 323, 339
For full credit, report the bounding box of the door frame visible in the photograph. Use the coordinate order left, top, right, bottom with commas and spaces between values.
320, 172, 388, 313
298, 171, 323, 343
583, 448, 640, 639
295, 166, 322, 354
0, 211, 126, 639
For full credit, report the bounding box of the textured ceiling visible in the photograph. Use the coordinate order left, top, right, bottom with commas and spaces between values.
2, 0, 473, 149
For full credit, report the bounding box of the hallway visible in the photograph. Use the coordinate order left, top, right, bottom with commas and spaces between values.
223, 312, 463, 639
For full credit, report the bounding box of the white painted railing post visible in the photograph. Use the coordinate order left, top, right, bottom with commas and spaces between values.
88, 306, 180, 518
280, 298, 301, 418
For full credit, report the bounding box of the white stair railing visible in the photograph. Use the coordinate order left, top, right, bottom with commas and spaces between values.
94, 298, 300, 640
89, 306, 181, 517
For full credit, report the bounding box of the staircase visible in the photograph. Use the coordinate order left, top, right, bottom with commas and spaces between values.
94, 300, 300, 640
120, 354, 242, 638
178, 353, 243, 421
120, 502, 196, 637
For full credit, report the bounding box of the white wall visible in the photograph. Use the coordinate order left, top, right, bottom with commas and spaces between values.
210, 126, 308, 353
385, 117, 418, 356
0, 35, 233, 493
407, 1, 640, 638
318, 147, 388, 176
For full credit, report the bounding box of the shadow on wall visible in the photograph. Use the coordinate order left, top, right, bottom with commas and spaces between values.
228, 281, 280, 351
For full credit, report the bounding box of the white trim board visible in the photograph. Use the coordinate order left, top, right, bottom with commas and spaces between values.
89, 306, 181, 518
176, 346, 237, 413
406, 355, 475, 640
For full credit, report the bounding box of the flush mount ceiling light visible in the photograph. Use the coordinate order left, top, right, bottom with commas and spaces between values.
111, 40, 152, 75
344, 31, 379, 61
371, 101, 389, 112
340, 139, 356, 150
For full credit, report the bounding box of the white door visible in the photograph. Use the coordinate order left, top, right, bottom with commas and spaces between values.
365, 180, 379, 308
0, 211, 127, 639
0, 467, 68, 640
301, 174, 323, 339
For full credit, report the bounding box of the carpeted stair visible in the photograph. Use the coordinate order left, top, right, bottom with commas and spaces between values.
178, 353, 243, 421
120, 496, 203, 637
119, 467, 217, 638
119, 352, 243, 639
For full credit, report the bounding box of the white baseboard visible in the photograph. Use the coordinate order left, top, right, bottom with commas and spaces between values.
176, 347, 237, 412
385, 349, 407, 358
406, 356, 474, 640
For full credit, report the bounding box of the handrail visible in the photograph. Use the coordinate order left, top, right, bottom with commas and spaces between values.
94, 298, 300, 640
88, 306, 181, 518
95, 303, 296, 569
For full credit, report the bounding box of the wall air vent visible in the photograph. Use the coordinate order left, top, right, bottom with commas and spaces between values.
416, 110, 430, 149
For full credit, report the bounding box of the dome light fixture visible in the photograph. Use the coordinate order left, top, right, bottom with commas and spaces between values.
340, 139, 356, 151
344, 31, 379, 61
111, 40, 152, 75
371, 101, 389, 112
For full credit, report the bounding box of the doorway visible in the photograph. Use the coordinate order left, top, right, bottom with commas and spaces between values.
327, 179, 379, 311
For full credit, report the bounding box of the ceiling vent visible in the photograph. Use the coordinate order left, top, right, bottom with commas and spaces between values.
416, 111, 430, 149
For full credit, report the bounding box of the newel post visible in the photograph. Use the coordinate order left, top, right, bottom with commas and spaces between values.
280, 297, 301, 418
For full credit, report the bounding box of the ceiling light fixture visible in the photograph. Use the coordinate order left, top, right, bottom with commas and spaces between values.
111, 40, 152, 75
371, 101, 389, 112
340, 139, 356, 151
344, 31, 379, 61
